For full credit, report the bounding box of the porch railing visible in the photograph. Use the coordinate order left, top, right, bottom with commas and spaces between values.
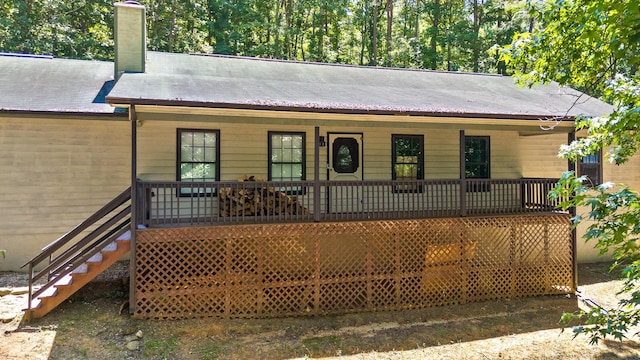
137, 178, 563, 227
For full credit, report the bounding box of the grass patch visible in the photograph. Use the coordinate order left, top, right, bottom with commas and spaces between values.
143, 336, 179, 359
302, 335, 341, 357
199, 340, 228, 360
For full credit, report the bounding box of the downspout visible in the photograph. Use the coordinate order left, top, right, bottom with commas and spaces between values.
459, 130, 466, 217
568, 131, 577, 292
129, 104, 138, 314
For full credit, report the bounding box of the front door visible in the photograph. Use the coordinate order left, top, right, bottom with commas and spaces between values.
328, 133, 363, 213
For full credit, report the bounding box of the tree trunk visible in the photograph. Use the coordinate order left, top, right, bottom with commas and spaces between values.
472, 0, 481, 73
168, 0, 177, 53
273, 0, 283, 58
430, 0, 440, 70
285, 0, 293, 59
371, 1, 379, 65
415, 0, 420, 40
385, 0, 393, 66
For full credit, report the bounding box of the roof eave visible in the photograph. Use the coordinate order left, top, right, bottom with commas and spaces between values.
0, 109, 127, 120
105, 97, 579, 122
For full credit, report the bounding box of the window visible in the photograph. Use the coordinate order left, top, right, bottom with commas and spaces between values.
465, 136, 490, 192
465, 137, 490, 178
578, 149, 602, 187
392, 135, 424, 192
177, 129, 219, 196
269, 132, 305, 184
332, 137, 359, 173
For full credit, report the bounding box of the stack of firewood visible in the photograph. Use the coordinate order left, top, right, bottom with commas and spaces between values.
218, 175, 309, 217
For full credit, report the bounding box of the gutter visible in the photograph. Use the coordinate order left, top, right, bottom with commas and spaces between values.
0, 110, 128, 121
105, 97, 577, 123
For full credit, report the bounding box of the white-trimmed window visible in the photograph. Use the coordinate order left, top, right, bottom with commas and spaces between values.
392, 134, 424, 192
269, 131, 305, 182
177, 129, 220, 196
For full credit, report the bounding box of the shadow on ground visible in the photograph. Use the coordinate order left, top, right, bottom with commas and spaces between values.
5, 261, 633, 359
37, 277, 581, 359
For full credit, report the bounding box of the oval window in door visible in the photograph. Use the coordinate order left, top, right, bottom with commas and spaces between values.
333, 137, 359, 173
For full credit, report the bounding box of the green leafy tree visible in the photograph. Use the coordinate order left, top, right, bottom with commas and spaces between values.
1, 0, 533, 71
502, 0, 639, 344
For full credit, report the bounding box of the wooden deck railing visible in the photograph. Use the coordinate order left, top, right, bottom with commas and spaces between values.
137, 178, 563, 227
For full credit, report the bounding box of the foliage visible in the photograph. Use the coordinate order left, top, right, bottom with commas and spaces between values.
1, 0, 534, 72
0, 0, 114, 59
502, 0, 640, 344
552, 173, 640, 344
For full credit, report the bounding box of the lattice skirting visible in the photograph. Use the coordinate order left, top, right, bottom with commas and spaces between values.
134, 214, 573, 319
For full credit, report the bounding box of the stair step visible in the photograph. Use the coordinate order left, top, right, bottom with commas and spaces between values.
30, 298, 42, 309
72, 263, 88, 274
54, 274, 73, 287
38, 286, 57, 299
102, 241, 118, 252
116, 230, 131, 241
87, 253, 103, 263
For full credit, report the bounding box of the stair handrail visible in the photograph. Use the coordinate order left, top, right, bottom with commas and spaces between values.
31, 207, 131, 284
30, 221, 130, 301
22, 187, 131, 269
22, 187, 132, 320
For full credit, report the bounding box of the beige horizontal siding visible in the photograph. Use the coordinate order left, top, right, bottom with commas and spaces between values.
1, 112, 592, 270
0, 116, 130, 271
519, 132, 569, 178
138, 121, 528, 184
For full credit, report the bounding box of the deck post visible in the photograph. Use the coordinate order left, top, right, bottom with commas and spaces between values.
459, 130, 466, 217
568, 131, 578, 291
129, 104, 138, 314
314, 126, 321, 221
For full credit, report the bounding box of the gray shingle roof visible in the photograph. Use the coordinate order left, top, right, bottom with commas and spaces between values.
107, 51, 612, 119
0, 54, 117, 114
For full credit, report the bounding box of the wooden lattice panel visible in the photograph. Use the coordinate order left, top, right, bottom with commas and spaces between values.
134, 214, 573, 319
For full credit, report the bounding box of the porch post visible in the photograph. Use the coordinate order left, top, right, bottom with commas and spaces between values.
568, 131, 578, 291
459, 130, 466, 217
129, 104, 138, 314
314, 126, 321, 221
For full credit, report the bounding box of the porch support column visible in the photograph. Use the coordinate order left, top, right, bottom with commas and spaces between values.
314, 126, 321, 221
129, 104, 138, 314
459, 130, 466, 217
568, 131, 577, 291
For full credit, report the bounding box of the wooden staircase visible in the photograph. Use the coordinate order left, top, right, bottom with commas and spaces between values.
26, 237, 131, 320
22, 187, 133, 321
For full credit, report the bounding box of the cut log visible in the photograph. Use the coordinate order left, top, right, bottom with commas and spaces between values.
219, 176, 308, 217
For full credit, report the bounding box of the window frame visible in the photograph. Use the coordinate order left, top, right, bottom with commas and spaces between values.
391, 134, 424, 193
176, 128, 220, 197
268, 131, 306, 195
464, 136, 490, 192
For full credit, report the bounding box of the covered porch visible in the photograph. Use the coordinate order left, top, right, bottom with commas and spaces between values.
124, 108, 576, 319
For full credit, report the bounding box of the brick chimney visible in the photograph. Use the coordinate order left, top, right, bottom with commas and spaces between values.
114, 1, 146, 80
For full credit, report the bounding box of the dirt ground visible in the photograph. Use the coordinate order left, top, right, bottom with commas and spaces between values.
2, 261, 640, 360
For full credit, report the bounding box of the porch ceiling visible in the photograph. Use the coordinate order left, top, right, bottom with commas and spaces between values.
107, 51, 612, 121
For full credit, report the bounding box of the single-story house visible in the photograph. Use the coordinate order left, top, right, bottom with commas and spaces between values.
0, 2, 627, 320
